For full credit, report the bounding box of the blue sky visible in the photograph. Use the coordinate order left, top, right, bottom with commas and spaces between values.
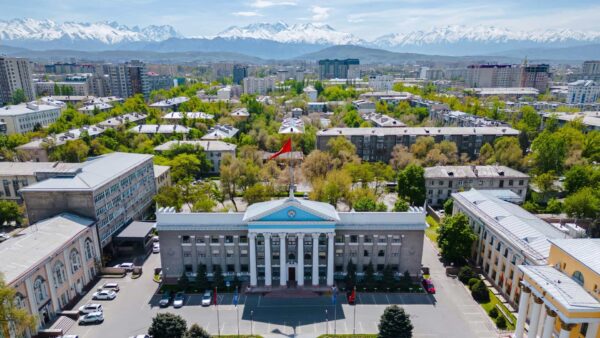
2, 0, 600, 39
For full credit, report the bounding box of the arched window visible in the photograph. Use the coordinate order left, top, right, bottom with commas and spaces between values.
54, 261, 66, 285
84, 238, 94, 261
572, 271, 585, 286
14, 292, 26, 309
33, 277, 48, 303
70, 249, 81, 273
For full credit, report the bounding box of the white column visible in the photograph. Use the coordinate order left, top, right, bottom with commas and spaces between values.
249, 233, 257, 287
514, 286, 531, 338
297, 233, 304, 286
586, 322, 599, 338
312, 233, 320, 286
264, 233, 272, 287
279, 233, 287, 286
326, 233, 334, 286
510, 257, 522, 301
503, 251, 513, 293
558, 322, 574, 338
527, 296, 544, 338
44, 262, 60, 312
25, 277, 40, 327
541, 308, 556, 338
494, 244, 502, 286
63, 250, 75, 291
537, 304, 547, 338
78, 238, 91, 285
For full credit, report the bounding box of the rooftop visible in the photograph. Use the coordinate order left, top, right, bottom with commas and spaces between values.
201, 124, 239, 140
0, 102, 61, 116
425, 165, 528, 179
150, 96, 189, 108
317, 127, 519, 137
541, 111, 600, 128
78, 103, 112, 112
163, 112, 214, 120
153, 165, 170, 178
98, 113, 147, 127
466, 87, 540, 96
550, 239, 600, 275
129, 124, 190, 134
116, 221, 155, 239
0, 161, 81, 177
154, 140, 237, 152
0, 213, 94, 284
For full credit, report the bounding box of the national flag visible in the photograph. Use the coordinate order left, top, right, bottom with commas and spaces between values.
348, 287, 356, 304
233, 287, 239, 307
331, 286, 337, 305
213, 287, 218, 306
269, 138, 292, 160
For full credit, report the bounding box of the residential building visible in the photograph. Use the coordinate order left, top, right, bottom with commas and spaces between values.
466, 64, 550, 91
430, 109, 510, 127
78, 102, 112, 114
361, 112, 405, 128
369, 75, 394, 91
0, 57, 34, 105
149, 96, 190, 111
352, 100, 376, 114
20, 152, 157, 249
582, 60, 600, 76
452, 189, 583, 306
359, 91, 414, 102
316, 127, 520, 162
233, 64, 248, 85
157, 196, 426, 286
540, 111, 600, 132
201, 124, 239, 140
0, 102, 62, 134
147, 73, 174, 92
425, 165, 529, 206
520, 64, 551, 91
105, 60, 150, 99
97, 113, 147, 128
154, 140, 237, 174
162, 111, 214, 124
318, 59, 360, 80
88, 74, 110, 97
44, 62, 95, 74
153, 165, 171, 191
129, 124, 190, 135
0, 213, 101, 333
303, 86, 318, 101
0, 162, 81, 202
567, 80, 600, 104
243, 76, 276, 95
466, 87, 539, 98
34, 81, 90, 97
514, 238, 600, 338
217, 86, 232, 100
230, 108, 250, 120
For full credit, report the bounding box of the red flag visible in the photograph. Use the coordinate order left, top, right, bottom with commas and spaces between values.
213, 287, 218, 306
269, 139, 292, 160
349, 288, 356, 304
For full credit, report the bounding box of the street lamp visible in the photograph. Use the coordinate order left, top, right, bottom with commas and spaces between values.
325, 309, 328, 335
250, 310, 254, 337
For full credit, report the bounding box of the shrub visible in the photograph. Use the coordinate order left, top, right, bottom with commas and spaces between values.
488, 307, 499, 318
458, 266, 475, 284
471, 281, 490, 303
496, 315, 507, 329
468, 278, 480, 289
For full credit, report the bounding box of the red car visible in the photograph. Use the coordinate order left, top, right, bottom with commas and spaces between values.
422, 279, 436, 294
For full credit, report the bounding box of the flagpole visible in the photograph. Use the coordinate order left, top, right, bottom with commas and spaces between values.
216, 286, 221, 337
353, 286, 357, 336
236, 287, 240, 338
289, 137, 293, 198
334, 287, 337, 337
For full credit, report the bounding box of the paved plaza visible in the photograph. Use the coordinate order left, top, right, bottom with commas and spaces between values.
66, 239, 499, 338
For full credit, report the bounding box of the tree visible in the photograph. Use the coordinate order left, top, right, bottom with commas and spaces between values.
0, 200, 22, 226
213, 265, 225, 289
321, 170, 352, 207
10, 89, 26, 105
185, 324, 211, 338
381, 265, 396, 290
170, 154, 202, 182
458, 266, 475, 284
378, 305, 413, 338
154, 186, 184, 211
301, 150, 333, 183
478, 143, 495, 164
345, 261, 357, 288
0, 275, 36, 338
564, 165, 599, 195
397, 164, 426, 206
178, 272, 190, 291
545, 198, 563, 214
148, 313, 188, 338
410, 137, 434, 159
390, 145, 416, 170
363, 262, 376, 289
195, 265, 209, 292
470, 280, 490, 303
243, 183, 272, 204
533, 172, 557, 199
530, 131, 567, 174
326, 136, 359, 168
443, 198, 454, 215
393, 198, 409, 212
492, 137, 523, 169
564, 188, 600, 219
437, 213, 476, 265
50, 139, 89, 162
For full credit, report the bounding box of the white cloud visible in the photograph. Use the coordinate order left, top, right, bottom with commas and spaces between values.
311, 6, 331, 22
233, 11, 262, 17
250, 0, 297, 9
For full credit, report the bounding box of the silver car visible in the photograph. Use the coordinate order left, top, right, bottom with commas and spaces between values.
78, 303, 103, 314
79, 311, 104, 325
92, 290, 117, 300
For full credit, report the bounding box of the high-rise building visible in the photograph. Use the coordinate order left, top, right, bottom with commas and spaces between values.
105, 60, 150, 99
233, 64, 248, 85
466, 63, 550, 91
0, 57, 34, 105
520, 64, 550, 92
243, 76, 276, 95
582, 60, 600, 75
318, 59, 360, 80
147, 73, 174, 92
567, 80, 600, 104
128, 60, 150, 99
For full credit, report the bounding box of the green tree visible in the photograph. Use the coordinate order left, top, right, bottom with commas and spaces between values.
443, 198, 454, 215
470, 280, 490, 303
243, 183, 272, 205
301, 150, 332, 183
492, 137, 523, 169
0, 200, 22, 226
0, 275, 36, 338
50, 139, 89, 162
345, 261, 357, 288
381, 265, 396, 290
10, 89, 26, 105
326, 136, 359, 168
378, 305, 413, 338
314, 81, 324, 95
437, 213, 476, 265
170, 154, 202, 182
148, 313, 188, 338
154, 186, 183, 211
564, 165, 599, 195
458, 266, 475, 284
185, 324, 211, 338
545, 198, 563, 214
195, 265, 209, 292
530, 131, 567, 174
178, 272, 190, 291
213, 265, 225, 289
363, 262, 376, 290
564, 187, 600, 219
397, 164, 426, 206
393, 198, 409, 212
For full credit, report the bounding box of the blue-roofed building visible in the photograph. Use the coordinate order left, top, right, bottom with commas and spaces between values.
157, 196, 426, 288
20, 152, 157, 249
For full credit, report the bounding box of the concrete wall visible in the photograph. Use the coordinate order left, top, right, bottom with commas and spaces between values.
22, 191, 95, 224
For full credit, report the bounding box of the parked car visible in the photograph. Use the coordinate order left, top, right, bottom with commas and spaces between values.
0, 233, 10, 242
78, 303, 103, 314
79, 311, 104, 325
100, 282, 120, 292
119, 262, 135, 271
92, 290, 117, 300
152, 236, 159, 242
422, 278, 436, 294
173, 292, 185, 308
129, 335, 150, 338
201, 290, 212, 306
152, 243, 160, 253
159, 291, 171, 307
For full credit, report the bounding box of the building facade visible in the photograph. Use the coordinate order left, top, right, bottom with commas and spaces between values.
34, 81, 90, 97
567, 80, 600, 104
105, 60, 150, 99
20, 152, 157, 249
318, 59, 360, 80
316, 126, 520, 162
243, 76, 276, 95
0, 213, 101, 334
425, 165, 529, 206
157, 197, 425, 287
0, 102, 63, 134
0, 57, 34, 106
233, 64, 248, 85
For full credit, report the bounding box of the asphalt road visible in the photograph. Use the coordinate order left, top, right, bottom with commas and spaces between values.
66, 238, 498, 338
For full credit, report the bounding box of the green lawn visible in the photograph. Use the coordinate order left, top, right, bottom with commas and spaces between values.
219, 335, 264, 338
425, 215, 440, 244
318, 335, 377, 338
480, 290, 516, 330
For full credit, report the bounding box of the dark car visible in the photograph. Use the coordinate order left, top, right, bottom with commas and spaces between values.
422, 278, 436, 294
159, 291, 171, 307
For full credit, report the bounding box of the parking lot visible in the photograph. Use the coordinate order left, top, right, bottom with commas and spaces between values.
66, 239, 498, 338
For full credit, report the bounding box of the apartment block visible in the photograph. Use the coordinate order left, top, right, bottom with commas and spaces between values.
243, 76, 276, 95
567, 80, 600, 104
0, 57, 34, 105
0, 102, 63, 134
318, 59, 360, 80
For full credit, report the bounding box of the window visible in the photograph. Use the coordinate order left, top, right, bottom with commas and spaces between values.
34, 277, 48, 303
364, 235, 372, 243
225, 236, 234, 244
378, 250, 385, 257
70, 249, 81, 273
335, 236, 344, 243
182, 236, 191, 244
363, 250, 369, 257
84, 238, 95, 260
14, 293, 26, 309
226, 250, 234, 258
572, 271, 585, 286
211, 236, 220, 244
350, 235, 358, 243
580, 323, 588, 336
54, 261, 66, 285
239, 236, 248, 244
196, 237, 205, 244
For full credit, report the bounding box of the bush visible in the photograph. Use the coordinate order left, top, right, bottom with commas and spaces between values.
468, 278, 480, 289
471, 281, 490, 303
496, 315, 507, 329
458, 266, 475, 284
488, 307, 499, 318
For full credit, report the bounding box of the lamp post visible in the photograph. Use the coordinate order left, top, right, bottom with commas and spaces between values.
250, 310, 254, 337
353, 286, 357, 336
325, 309, 328, 335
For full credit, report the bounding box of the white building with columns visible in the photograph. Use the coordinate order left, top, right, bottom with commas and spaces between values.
157, 196, 426, 288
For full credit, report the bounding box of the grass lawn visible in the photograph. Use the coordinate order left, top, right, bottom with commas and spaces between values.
425, 215, 440, 244
480, 290, 516, 330
318, 335, 377, 338
219, 336, 264, 338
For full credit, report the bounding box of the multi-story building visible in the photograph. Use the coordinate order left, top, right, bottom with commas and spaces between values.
0, 57, 34, 105
243, 76, 276, 95
147, 72, 174, 92
105, 60, 150, 99
361, 112, 405, 128
582, 60, 600, 76
44, 62, 96, 74
520, 64, 550, 92
162, 112, 214, 124
425, 165, 529, 206
233, 64, 248, 85
157, 196, 426, 286
540, 111, 600, 132
97, 112, 147, 128
567, 80, 600, 104
368, 75, 394, 91
87, 74, 110, 97
303, 86, 318, 101
466, 64, 550, 91
0, 102, 63, 134
318, 59, 360, 80
127, 60, 150, 99
153, 165, 171, 191
201, 124, 239, 140
514, 238, 600, 338
149, 96, 190, 111
129, 124, 190, 136
452, 189, 584, 306
154, 140, 236, 174
316, 126, 520, 162
34, 81, 90, 97
430, 109, 510, 127
20, 152, 157, 249
0, 213, 101, 333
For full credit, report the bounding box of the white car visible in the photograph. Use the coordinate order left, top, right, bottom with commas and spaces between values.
119, 262, 135, 271
152, 243, 160, 253
201, 290, 212, 306
173, 292, 184, 308
92, 290, 117, 300
152, 236, 159, 242
0, 233, 10, 242
79, 311, 103, 325
100, 282, 119, 292
78, 303, 103, 314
